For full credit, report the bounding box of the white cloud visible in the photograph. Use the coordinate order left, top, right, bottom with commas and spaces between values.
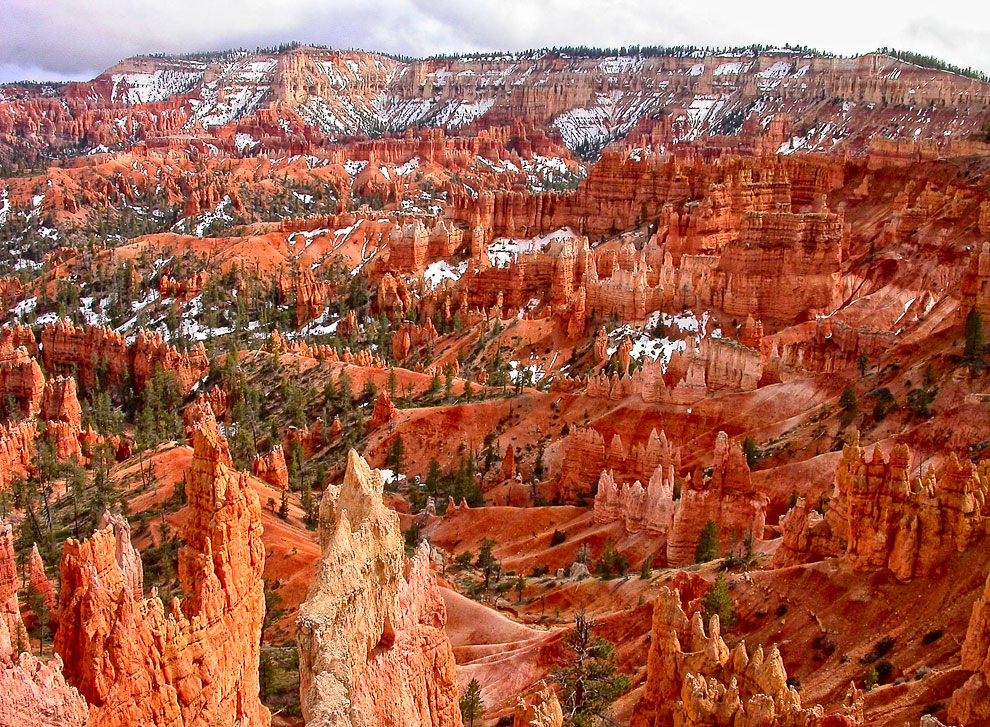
1, 0, 989, 83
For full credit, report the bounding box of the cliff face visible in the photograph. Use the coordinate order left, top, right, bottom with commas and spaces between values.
297, 449, 461, 727
841, 442, 988, 580
41, 320, 208, 395
5, 47, 987, 161
666, 433, 768, 567
633, 587, 862, 727
54, 407, 269, 727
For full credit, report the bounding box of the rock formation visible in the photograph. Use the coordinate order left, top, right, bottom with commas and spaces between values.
369, 390, 399, 431
950, 567, 990, 724
666, 433, 769, 567
40, 375, 82, 426
0, 522, 89, 727
297, 449, 461, 727
593, 432, 769, 566
774, 437, 989, 580
41, 320, 208, 395
633, 587, 862, 727
253, 446, 289, 489
54, 406, 269, 727
513, 681, 563, 727
0, 342, 44, 417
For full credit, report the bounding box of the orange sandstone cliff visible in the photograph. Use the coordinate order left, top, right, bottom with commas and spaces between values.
53, 407, 270, 727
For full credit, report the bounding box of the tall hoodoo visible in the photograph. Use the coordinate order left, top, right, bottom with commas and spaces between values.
54, 405, 269, 727
950, 568, 990, 725
0, 522, 89, 727
297, 448, 461, 727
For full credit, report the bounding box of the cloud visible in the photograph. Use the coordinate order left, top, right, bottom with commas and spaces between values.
2, 0, 989, 84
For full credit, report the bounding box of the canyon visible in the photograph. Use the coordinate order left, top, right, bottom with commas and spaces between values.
1, 37, 990, 727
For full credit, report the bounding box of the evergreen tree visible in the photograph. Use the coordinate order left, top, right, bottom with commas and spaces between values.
964, 308, 984, 361
553, 612, 631, 727
742, 436, 758, 468
476, 538, 499, 590
701, 572, 736, 630
640, 557, 653, 580
427, 371, 441, 397
385, 435, 406, 478
695, 519, 721, 563
459, 678, 484, 727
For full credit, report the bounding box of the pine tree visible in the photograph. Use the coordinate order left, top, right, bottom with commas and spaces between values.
428, 371, 441, 396
553, 612, 631, 727
476, 538, 499, 590
386, 435, 406, 478
701, 572, 736, 630
640, 557, 652, 580
459, 678, 484, 727
695, 519, 721, 563
742, 437, 758, 468
964, 308, 984, 361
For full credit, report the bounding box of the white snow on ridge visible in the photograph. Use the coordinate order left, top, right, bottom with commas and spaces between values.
424, 260, 468, 288
111, 70, 202, 105
433, 99, 495, 128
713, 62, 748, 76
235, 133, 258, 152
486, 227, 578, 268
597, 57, 641, 74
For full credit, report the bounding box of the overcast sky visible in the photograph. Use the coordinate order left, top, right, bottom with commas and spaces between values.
2, 0, 989, 84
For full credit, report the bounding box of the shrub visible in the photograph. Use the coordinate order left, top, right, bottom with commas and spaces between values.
550, 529, 567, 546
921, 629, 943, 645
860, 636, 895, 664
875, 659, 894, 684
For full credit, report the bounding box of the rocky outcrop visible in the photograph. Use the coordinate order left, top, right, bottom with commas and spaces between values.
774, 438, 989, 580
0, 522, 89, 727
369, 390, 399, 431
54, 407, 269, 727
253, 446, 289, 489
513, 681, 563, 727
28, 544, 56, 617
951, 567, 990, 725
0, 420, 37, 491
392, 321, 439, 362
40, 375, 82, 427
960, 242, 990, 324
0, 523, 28, 654
594, 432, 767, 566
560, 427, 681, 502
633, 587, 862, 727
0, 343, 44, 417
666, 433, 768, 567
297, 449, 461, 727
41, 320, 208, 395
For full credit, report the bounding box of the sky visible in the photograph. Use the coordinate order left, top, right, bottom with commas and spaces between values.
2, 0, 990, 84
